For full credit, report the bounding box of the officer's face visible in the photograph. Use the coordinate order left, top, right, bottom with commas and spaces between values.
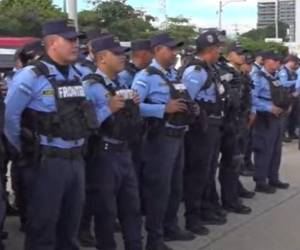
264, 59, 280, 73
53, 36, 79, 63
209, 46, 221, 64
154, 46, 177, 66
228, 51, 245, 66
105, 50, 126, 73
241, 63, 252, 74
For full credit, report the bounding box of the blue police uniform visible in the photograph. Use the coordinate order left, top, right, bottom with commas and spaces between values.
182, 57, 226, 229
132, 53, 191, 247
252, 67, 284, 185
83, 36, 142, 250
75, 55, 96, 78
250, 62, 262, 80
4, 20, 94, 250
119, 67, 135, 88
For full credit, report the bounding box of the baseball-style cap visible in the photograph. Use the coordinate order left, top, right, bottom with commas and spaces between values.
91, 35, 130, 54
151, 33, 184, 49
196, 30, 225, 51
42, 19, 81, 39
261, 51, 282, 61
227, 43, 248, 55
131, 40, 152, 51
284, 54, 299, 63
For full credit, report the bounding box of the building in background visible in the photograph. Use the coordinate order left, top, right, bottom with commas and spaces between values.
296, 0, 300, 44
257, 0, 296, 42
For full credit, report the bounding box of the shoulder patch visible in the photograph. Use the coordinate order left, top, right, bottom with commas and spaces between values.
135, 80, 147, 88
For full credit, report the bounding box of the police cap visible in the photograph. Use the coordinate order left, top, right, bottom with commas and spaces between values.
91, 35, 130, 54
42, 19, 82, 39
227, 43, 248, 55
131, 40, 152, 51
151, 33, 184, 49
196, 30, 225, 51
261, 51, 282, 61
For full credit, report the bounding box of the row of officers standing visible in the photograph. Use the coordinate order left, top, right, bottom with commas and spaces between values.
0, 18, 297, 250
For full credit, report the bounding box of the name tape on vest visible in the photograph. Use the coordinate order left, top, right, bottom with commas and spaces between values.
57, 86, 86, 99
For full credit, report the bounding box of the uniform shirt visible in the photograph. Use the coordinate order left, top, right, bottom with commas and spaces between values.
4, 60, 85, 151
278, 65, 297, 88
296, 68, 300, 93
75, 55, 95, 78
252, 67, 279, 113
181, 61, 217, 103
250, 63, 262, 81
131, 59, 177, 119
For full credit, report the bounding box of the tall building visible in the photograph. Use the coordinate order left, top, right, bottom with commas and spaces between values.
257, 0, 296, 42
296, 0, 300, 44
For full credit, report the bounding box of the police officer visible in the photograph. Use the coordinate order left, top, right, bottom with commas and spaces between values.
132, 33, 195, 250
252, 51, 290, 193
182, 30, 227, 235
216, 44, 252, 214
83, 35, 143, 250
250, 51, 264, 79
278, 55, 299, 142
77, 29, 102, 248
75, 30, 100, 77
5, 39, 44, 232
239, 53, 256, 178
4, 19, 98, 250
119, 39, 153, 88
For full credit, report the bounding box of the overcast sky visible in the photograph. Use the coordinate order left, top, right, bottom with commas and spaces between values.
53, 0, 259, 34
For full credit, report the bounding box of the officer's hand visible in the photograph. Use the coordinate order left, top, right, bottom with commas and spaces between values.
0, 83, 7, 97
132, 92, 141, 104
247, 114, 256, 128
165, 99, 188, 114
271, 105, 283, 117
109, 95, 125, 113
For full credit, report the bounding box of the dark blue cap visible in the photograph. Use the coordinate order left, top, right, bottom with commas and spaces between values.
86, 30, 104, 42
196, 30, 225, 51
262, 51, 282, 61
228, 43, 248, 54
42, 19, 80, 39
91, 35, 130, 54
151, 33, 184, 49
131, 40, 151, 51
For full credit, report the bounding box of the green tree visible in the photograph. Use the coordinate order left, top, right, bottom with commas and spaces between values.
81, 0, 157, 40
238, 37, 288, 56
165, 16, 197, 46
0, 0, 65, 37
241, 21, 289, 41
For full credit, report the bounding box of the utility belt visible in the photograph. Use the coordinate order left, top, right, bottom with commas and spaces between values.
99, 139, 129, 153
146, 118, 186, 139
41, 146, 83, 160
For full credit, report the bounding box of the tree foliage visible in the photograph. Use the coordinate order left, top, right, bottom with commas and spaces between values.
0, 0, 65, 37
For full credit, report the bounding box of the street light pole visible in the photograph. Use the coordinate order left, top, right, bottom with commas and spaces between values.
275, 0, 279, 38
67, 0, 78, 31
218, 0, 246, 30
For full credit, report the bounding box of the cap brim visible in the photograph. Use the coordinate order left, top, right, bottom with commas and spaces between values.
110, 46, 131, 54
59, 31, 81, 39
165, 40, 184, 49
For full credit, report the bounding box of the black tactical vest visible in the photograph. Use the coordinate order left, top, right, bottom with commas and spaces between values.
83, 73, 141, 141
146, 66, 196, 126
22, 61, 99, 141
258, 71, 292, 111
125, 62, 140, 77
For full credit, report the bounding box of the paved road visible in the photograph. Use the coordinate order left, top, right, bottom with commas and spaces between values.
4, 141, 300, 250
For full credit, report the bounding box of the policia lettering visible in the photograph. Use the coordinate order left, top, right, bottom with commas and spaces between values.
146, 66, 196, 126
83, 73, 141, 141
258, 71, 292, 111
22, 61, 98, 144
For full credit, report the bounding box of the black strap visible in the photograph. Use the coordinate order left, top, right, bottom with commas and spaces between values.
83, 73, 116, 95
146, 66, 177, 91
